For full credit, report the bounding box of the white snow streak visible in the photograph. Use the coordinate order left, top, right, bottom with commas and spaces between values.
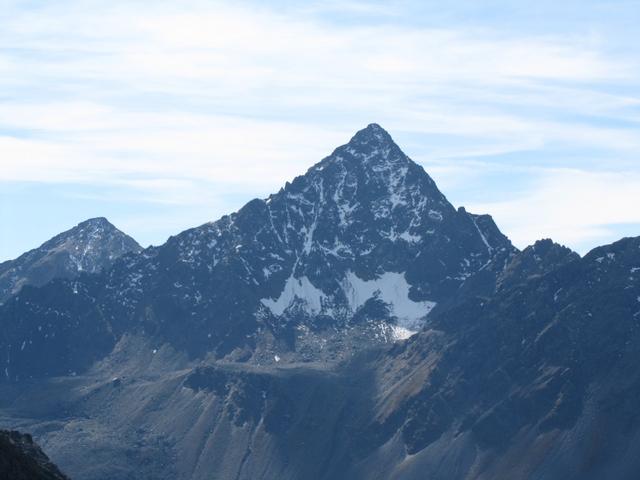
471, 216, 493, 253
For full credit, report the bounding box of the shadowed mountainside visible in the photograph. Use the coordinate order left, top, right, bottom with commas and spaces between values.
0, 429, 69, 480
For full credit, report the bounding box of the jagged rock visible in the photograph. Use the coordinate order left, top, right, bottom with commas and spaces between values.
0, 430, 69, 479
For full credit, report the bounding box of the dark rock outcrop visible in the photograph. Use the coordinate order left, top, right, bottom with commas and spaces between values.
0, 429, 69, 479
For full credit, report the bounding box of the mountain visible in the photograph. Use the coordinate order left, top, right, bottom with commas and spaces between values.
1, 124, 639, 479
0, 217, 141, 303
3, 236, 639, 480
0, 429, 69, 479
0, 124, 514, 383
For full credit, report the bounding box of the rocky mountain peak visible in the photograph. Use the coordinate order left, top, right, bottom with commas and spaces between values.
75, 216, 111, 229
0, 217, 141, 302
79, 216, 108, 224
50, 217, 132, 247
346, 122, 395, 148
313, 123, 412, 175
283, 124, 449, 236
0, 125, 516, 377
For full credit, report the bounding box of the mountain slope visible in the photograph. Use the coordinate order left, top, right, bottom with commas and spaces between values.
0, 217, 141, 303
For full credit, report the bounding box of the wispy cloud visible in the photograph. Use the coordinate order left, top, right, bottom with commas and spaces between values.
0, 0, 639, 258
470, 168, 640, 254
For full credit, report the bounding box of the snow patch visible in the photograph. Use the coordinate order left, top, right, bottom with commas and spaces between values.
391, 325, 417, 341
341, 271, 436, 331
389, 192, 408, 210
261, 275, 326, 316
383, 229, 421, 243
398, 231, 421, 243
428, 210, 443, 221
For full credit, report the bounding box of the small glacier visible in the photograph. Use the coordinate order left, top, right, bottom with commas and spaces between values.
260, 275, 326, 316
341, 271, 436, 332
261, 270, 435, 338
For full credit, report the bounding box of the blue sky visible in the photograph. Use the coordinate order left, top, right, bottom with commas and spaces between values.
1, 0, 639, 260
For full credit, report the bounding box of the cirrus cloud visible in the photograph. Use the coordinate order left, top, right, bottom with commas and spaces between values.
0, 0, 639, 259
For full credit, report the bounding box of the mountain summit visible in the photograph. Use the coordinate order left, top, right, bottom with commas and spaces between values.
333, 122, 402, 160
0, 217, 141, 303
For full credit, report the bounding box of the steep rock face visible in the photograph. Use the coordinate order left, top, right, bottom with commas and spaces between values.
0, 217, 141, 303
0, 124, 514, 381
0, 429, 69, 479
